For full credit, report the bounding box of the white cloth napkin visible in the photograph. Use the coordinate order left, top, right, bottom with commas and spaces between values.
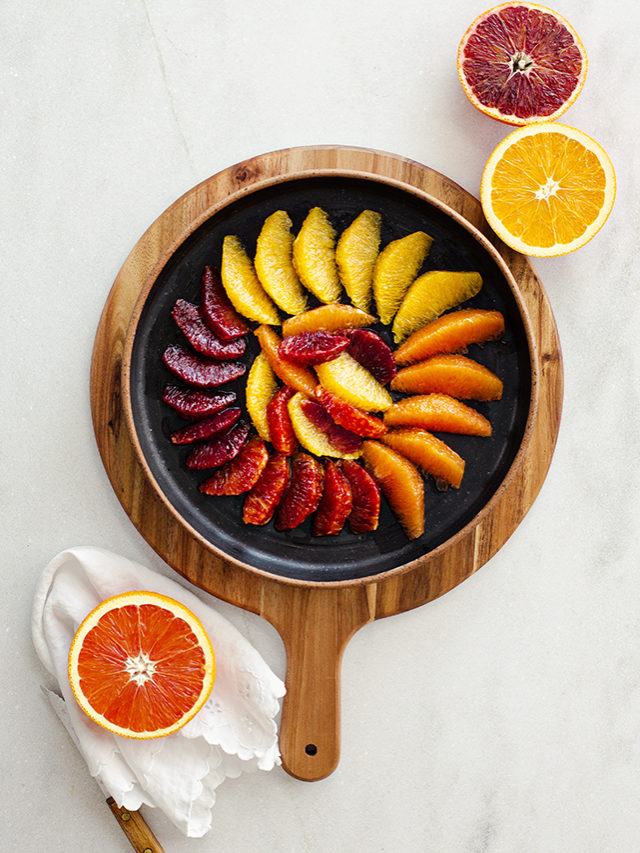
31, 546, 285, 837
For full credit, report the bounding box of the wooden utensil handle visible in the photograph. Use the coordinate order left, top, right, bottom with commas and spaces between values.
106, 799, 165, 853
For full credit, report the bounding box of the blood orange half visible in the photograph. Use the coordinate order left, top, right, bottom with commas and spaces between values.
68, 591, 216, 739
457, 3, 587, 125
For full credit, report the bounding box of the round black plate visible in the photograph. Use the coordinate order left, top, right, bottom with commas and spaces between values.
129, 176, 532, 582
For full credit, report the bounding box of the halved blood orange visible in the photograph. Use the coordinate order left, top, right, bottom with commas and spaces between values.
68, 591, 215, 739
457, 3, 587, 126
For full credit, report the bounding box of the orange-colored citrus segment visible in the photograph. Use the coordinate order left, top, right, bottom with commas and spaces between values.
373, 231, 433, 325
384, 393, 491, 436
361, 440, 425, 540
481, 123, 616, 257
281, 303, 376, 337
391, 354, 503, 401
292, 207, 342, 303
254, 210, 308, 315
254, 325, 318, 397
245, 352, 278, 441
457, 3, 587, 126
380, 428, 465, 488
68, 591, 215, 739
316, 352, 392, 412
288, 392, 362, 459
392, 271, 482, 343
394, 308, 505, 364
221, 235, 280, 324
335, 209, 382, 313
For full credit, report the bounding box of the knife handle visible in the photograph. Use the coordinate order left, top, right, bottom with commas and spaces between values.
106, 798, 165, 853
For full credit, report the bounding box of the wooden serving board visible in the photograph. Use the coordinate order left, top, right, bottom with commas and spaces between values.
90, 145, 563, 781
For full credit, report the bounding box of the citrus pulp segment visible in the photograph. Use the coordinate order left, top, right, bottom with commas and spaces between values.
292, 207, 342, 303
361, 440, 425, 540
288, 392, 362, 459
480, 123, 616, 256
221, 235, 280, 324
315, 352, 393, 413
335, 209, 382, 313
245, 352, 278, 441
391, 354, 503, 401
281, 303, 376, 336
380, 428, 465, 489
391, 271, 483, 343
372, 231, 433, 325
393, 309, 505, 364
457, 2, 587, 126
68, 591, 215, 739
254, 210, 309, 315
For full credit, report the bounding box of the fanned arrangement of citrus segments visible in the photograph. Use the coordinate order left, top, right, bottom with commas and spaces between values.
160, 205, 508, 541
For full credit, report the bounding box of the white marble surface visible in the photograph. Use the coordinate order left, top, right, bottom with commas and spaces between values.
3, 1, 639, 850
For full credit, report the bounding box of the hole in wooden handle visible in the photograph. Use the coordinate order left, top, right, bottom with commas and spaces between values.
305, 743, 318, 756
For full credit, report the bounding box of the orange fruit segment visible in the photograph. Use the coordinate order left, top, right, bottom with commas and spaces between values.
221, 235, 280, 324
245, 352, 278, 441
288, 392, 362, 459
457, 3, 587, 126
361, 440, 425, 540
391, 271, 483, 343
391, 354, 503, 401
254, 325, 318, 397
380, 428, 465, 488
481, 123, 616, 257
316, 352, 392, 413
254, 210, 308, 315
282, 303, 376, 337
335, 209, 382, 313
394, 308, 505, 364
68, 591, 215, 739
373, 231, 433, 325
292, 207, 342, 303
384, 393, 492, 436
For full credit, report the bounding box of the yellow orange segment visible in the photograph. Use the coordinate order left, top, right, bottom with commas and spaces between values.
391, 354, 503, 401
384, 394, 491, 436
282, 303, 376, 337
335, 209, 382, 313
394, 309, 505, 364
254, 325, 318, 397
221, 235, 280, 324
245, 352, 278, 440
481, 123, 616, 257
254, 210, 308, 315
287, 392, 362, 459
316, 352, 392, 413
392, 271, 483, 344
361, 440, 425, 540
373, 231, 433, 325
380, 427, 465, 488
68, 591, 215, 739
292, 207, 342, 303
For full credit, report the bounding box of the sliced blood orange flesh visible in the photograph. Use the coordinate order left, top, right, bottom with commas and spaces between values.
68, 591, 215, 739
457, 3, 587, 126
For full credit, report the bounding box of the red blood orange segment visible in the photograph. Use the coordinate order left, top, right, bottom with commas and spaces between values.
347, 329, 397, 384
185, 421, 250, 470
254, 325, 318, 397
275, 452, 325, 531
299, 398, 363, 455
313, 461, 353, 536
171, 299, 246, 359
266, 386, 298, 455
394, 309, 505, 364
361, 441, 425, 540
279, 330, 350, 366
199, 437, 269, 496
162, 345, 246, 388
391, 354, 503, 401
68, 591, 215, 739
341, 460, 381, 534
457, 3, 587, 126
169, 407, 242, 445
380, 428, 465, 488
384, 394, 492, 436
315, 387, 387, 439
162, 386, 237, 420
200, 265, 250, 340
243, 452, 290, 525
281, 303, 376, 337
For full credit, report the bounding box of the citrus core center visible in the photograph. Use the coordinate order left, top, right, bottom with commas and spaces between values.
510, 51, 534, 73
535, 178, 561, 201
125, 651, 157, 686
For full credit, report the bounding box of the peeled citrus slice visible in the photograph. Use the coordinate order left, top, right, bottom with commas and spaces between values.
316, 352, 392, 413
392, 271, 483, 343
481, 123, 616, 256
384, 393, 492, 436
335, 209, 382, 313
254, 210, 308, 315
391, 354, 503, 401
394, 309, 505, 364
254, 324, 318, 397
457, 2, 587, 126
361, 440, 425, 540
380, 428, 465, 488
221, 235, 280, 324
288, 392, 362, 459
373, 231, 433, 325
245, 351, 278, 441
282, 303, 376, 337
292, 207, 342, 303
68, 591, 215, 739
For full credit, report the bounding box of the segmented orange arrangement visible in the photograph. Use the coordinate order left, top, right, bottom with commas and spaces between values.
160, 207, 507, 541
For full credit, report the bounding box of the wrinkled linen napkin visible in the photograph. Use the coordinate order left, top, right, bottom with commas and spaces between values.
32, 546, 285, 837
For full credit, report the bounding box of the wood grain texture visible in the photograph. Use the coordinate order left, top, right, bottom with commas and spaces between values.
90, 145, 563, 781
106, 798, 165, 853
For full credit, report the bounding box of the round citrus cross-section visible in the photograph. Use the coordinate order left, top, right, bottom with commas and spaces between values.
68, 591, 216, 739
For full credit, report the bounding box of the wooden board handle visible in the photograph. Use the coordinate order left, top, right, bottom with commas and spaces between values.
106, 799, 165, 853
